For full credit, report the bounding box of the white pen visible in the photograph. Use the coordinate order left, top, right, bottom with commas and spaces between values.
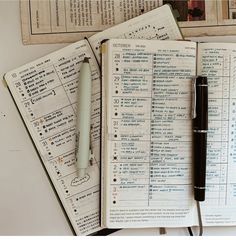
75, 57, 92, 177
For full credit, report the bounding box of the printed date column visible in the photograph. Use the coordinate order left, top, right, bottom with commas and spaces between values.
109, 50, 153, 207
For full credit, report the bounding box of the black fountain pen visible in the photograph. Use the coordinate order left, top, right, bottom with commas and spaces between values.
192, 76, 208, 201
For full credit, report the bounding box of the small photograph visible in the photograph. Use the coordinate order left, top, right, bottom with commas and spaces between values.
163, 0, 206, 21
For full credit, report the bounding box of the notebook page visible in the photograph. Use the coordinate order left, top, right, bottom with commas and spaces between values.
4, 6, 182, 234
94, 4, 183, 228
197, 43, 236, 226
103, 39, 197, 228
89, 4, 182, 62
5, 40, 102, 235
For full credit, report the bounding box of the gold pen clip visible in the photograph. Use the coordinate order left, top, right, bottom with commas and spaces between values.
192, 77, 197, 119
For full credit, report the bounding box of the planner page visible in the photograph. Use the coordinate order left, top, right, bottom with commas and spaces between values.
4, 40, 102, 235
4, 6, 182, 234
102, 39, 197, 228
197, 43, 236, 226
89, 4, 183, 62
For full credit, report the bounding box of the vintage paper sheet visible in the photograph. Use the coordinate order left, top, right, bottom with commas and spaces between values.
20, 0, 236, 44
20, 0, 163, 44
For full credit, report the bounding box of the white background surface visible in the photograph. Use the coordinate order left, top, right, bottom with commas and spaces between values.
1, 0, 236, 236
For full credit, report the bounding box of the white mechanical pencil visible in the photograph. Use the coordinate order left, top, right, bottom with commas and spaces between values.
75, 57, 92, 177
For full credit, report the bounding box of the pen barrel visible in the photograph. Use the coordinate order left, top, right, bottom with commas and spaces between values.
193, 132, 207, 201
76, 60, 92, 175
193, 76, 208, 202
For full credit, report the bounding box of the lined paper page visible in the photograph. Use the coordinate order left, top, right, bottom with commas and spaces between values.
5, 40, 102, 235
198, 43, 236, 226
102, 39, 197, 228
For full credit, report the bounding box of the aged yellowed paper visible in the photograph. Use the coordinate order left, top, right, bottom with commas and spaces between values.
20, 0, 163, 44
20, 0, 236, 44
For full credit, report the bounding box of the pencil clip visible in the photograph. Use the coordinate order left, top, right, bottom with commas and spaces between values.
89, 125, 95, 166
75, 132, 79, 159
192, 77, 197, 119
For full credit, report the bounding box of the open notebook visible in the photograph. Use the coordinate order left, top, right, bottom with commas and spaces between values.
3, 5, 182, 235
101, 39, 236, 228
